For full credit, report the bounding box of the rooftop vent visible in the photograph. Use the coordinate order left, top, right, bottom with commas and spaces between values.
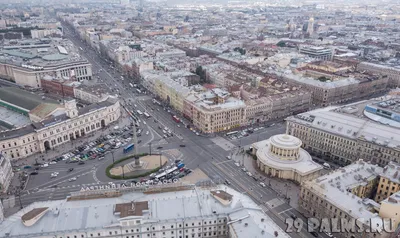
244, 223, 248, 227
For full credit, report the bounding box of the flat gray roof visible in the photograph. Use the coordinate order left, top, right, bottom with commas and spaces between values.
0, 87, 59, 111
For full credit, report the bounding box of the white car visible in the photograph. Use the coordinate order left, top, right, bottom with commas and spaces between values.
234, 162, 240, 167
260, 182, 266, 187
98, 156, 105, 161
125, 138, 132, 142
242, 167, 247, 172
134, 104, 137, 107
49, 161, 57, 165
196, 132, 200, 136
177, 125, 180, 128
247, 172, 252, 177
146, 131, 149, 135
143, 121, 147, 125
68, 177, 77, 182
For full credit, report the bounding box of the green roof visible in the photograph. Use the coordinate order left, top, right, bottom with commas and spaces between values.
42, 53, 68, 61
1, 49, 37, 59
0, 87, 58, 111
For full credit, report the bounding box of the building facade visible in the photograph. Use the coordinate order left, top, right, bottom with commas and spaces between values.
0, 153, 13, 193
0, 99, 120, 160
299, 160, 391, 238
286, 99, 400, 167
252, 134, 322, 183
357, 62, 400, 88
0, 61, 92, 88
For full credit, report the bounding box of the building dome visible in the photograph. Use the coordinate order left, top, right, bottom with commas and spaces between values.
269, 134, 302, 161
252, 134, 322, 183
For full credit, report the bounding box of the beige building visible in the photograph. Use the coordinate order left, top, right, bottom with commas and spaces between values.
0, 98, 120, 160
300, 160, 391, 238
357, 62, 400, 88
286, 97, 400, 167
379, 191, 400, 229
191, 89, 246, 134
375, 163, 400, 203
252, 134, 322, 183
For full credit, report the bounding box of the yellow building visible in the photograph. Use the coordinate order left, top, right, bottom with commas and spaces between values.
375, 164, 400, 203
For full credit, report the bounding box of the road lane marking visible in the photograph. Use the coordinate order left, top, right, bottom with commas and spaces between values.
278, 207, 292, 214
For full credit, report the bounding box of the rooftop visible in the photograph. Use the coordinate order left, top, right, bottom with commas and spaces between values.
0, 186, 290, 238
286, 99, 400, 149
303, 160, 383, 220
0, 87, 59, 111
0, 38, 87, 68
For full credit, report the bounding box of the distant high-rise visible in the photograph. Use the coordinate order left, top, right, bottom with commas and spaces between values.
307, 16, 314, 35
120, 0, 129, 5
139, 0, 143, 10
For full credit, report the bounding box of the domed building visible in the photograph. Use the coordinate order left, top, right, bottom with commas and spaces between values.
252, 134, 322, 183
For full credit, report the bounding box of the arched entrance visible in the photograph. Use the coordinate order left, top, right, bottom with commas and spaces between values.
166, 95, 171, 105
44, 141, 51, 151
101, 119, 106, 128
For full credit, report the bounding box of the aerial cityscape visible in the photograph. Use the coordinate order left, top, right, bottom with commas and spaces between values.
0, 0, 400, 237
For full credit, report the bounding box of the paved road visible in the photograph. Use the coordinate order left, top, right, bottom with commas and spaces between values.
8, 21, 330, 238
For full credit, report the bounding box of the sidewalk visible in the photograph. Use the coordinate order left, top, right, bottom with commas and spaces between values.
6, 110, 132, 194
232, 148, 301, 209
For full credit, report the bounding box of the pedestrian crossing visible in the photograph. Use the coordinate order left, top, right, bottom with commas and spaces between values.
266, 198, 286, 209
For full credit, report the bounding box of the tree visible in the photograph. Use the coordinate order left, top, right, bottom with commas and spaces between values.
277, 41, 286, 47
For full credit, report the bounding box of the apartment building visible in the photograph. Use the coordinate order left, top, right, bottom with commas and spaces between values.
286, 96, 400, 167
299, 160, 391, 238
375, 163, 400, 203
0, 185, 290, 238
191, 89, 246, 133
284, 63, 388, 106
357, 62, 400, 88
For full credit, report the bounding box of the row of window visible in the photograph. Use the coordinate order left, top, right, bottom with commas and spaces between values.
61, 230, 226, 238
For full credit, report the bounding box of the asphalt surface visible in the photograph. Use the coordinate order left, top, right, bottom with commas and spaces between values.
8, 22, 332, 238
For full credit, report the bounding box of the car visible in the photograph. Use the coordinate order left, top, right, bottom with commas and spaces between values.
196, 132, 200, 136
234, 162, 240, 167
146, 131, 149, 135
290, 214, 297, 220
226, 156, 231, 160
30, 171, 39, 175
309, 231, 318, 237
98, 156, 105, 161
260, 182, 266, 187
157, 146, 163, 149
179, 144, 186, 147
50, 173, 58, 178
49, 161, 57, 165
69, 177, 77, 182
50, 185, 58, 188
68, 168, 74, 172
178, 174, 185, 178
177, 125, 180, 128
242, 168, 247, 172
185, 170, 192, 175
78, 161, 85, 165
247, 172, 252, 177
224, 180, 231, 185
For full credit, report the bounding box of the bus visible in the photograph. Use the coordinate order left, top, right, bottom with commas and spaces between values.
143, 112, 151, 118
155, 166, 178, 180
226, 131, 239, 136
136, 110, 143, 115
172, 115, 180, 123
123, 143, 134, 153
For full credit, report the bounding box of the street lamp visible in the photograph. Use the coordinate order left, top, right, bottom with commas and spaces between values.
149, 142, 152, 155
